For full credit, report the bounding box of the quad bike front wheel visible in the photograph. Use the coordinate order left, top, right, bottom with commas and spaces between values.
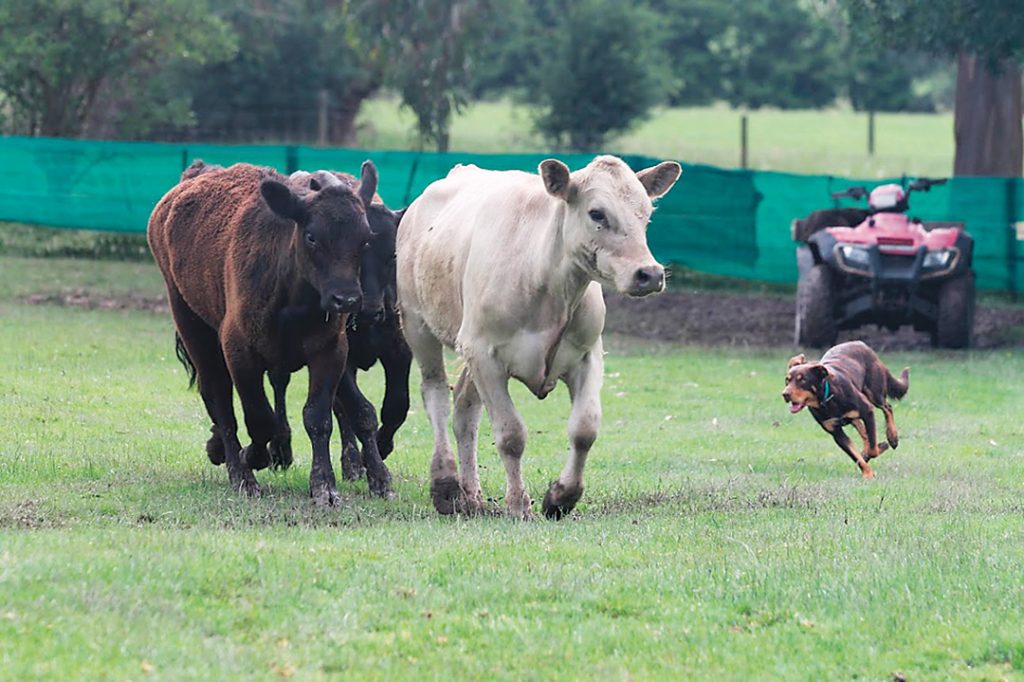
934, 271, 975, 349
795, 264, 837, 348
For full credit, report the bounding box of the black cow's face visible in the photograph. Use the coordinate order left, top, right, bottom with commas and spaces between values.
262, 162, 380, 315
299, 187, 371, 314
357, 204, 403, 321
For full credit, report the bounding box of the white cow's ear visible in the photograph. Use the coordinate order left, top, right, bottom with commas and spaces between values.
539, 159, 572, 200
637, 161, 682, 199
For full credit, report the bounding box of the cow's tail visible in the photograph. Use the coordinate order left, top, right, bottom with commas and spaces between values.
175, 333, 198, 390
887, 367, 909, 400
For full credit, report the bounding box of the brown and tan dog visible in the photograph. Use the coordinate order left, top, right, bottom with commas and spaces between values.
783, 341, 909, 479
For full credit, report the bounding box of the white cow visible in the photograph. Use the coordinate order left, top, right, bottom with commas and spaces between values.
397, 155, 681, 519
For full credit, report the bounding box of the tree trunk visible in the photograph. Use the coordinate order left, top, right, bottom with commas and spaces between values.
953, 53, 1023, 177
327, 81, 379, 146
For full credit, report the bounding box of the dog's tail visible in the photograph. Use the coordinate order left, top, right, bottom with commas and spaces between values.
175, 332, 198, 390
887, 367, 909, 400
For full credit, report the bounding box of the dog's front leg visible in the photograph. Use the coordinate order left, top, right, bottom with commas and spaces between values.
826, 424, 875, 479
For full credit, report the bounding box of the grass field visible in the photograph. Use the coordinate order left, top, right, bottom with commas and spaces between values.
355, 98, 955, 178
2, 255, 1023, 680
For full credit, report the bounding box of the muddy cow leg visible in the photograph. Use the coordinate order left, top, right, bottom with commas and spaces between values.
167, 288, 258, 494
467, 352, 531, 520
544, 340, 603, 520
304, 342, 348, 507
403, 313, 460, 514
825, 424, 875, 479
221, 335, 276, 478
376, 335, 412, 459
267, 369, 293, 469
452, 366, 485, 513
335, 369, 395, 499
333, 373, 365, 482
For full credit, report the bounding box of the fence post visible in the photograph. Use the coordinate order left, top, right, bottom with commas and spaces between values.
285, 146, 298, 175
740, 114, 748, 169
317, 90, 328, 147
1007, 177, 1018, 301
181, 148, 189, 172
867, 111, 875, 156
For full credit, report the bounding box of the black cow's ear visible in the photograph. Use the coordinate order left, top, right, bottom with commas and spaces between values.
539, 159, 571, 200
261, 180, 306, 222
637, 161, 682, 199
359, 160, 379, 206
393, 207, 407, 229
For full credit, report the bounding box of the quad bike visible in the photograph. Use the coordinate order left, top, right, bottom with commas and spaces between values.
792, 178, 975, 349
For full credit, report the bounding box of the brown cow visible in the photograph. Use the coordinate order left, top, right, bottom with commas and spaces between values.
147, 162, 376, 505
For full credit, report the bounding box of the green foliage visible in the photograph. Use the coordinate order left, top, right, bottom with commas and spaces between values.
842, 0, 1024, 62
529, 0, 671, 150
0, 0, 235, 137
646, 0, 733, 106
381, 0, 495, 151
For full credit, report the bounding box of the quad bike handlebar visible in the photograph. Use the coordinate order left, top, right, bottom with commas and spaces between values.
830, 177, 948, 203
830, 186, 869, 200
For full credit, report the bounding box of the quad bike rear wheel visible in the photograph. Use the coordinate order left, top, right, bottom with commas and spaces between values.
934, 271, 975, 349
795, 264, 837, 347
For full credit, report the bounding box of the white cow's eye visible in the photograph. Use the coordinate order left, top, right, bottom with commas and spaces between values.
588, 209, 605, 223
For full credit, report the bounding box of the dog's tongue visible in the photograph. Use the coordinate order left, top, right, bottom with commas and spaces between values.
789, 402, 805, 414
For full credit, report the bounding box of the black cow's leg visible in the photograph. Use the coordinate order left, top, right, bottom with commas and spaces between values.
305, 344, 347, 507
376, 335, 412, 460
168, 289, 256, 496
333, 369, 365, 481
268, 369, 293, 469
336, 369, 394, 499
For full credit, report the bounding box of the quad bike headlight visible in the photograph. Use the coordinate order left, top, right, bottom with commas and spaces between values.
838, 244, 871, 269
923, 249, 953, 268
921, 247, 959, 277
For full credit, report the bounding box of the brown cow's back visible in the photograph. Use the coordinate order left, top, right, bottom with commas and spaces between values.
148, 163, 292, 335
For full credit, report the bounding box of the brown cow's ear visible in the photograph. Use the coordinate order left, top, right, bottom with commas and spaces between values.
261, 180, 306, 223
637, 161, 682, 199
787, 353, 806, 370
539, 159, 571, 200
359, 161, 379, 207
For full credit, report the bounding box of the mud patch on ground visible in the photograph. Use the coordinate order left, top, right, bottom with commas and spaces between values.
22, 285, 1024, 350
0, 500, 66, 530
604, 290, 1024, 350
23, 288, 167, 314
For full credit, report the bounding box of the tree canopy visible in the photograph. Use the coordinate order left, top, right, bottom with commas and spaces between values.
0, 0, 959, 151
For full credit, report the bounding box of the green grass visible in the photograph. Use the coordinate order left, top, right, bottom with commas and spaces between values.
356, 98, 955, 177
2, 255, 1024, 680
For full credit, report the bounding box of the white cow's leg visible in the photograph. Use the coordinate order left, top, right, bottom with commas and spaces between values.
452, 366, 486, 512
404, 315, 460, 514
469, 354, 531, 519
543, 340, 603, 519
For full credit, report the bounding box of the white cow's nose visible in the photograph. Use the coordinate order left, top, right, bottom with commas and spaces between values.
630, 265, 665, 296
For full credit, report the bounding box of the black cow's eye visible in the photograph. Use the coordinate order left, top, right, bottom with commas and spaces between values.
304, 231, 316, 246
588, 209, 605, 223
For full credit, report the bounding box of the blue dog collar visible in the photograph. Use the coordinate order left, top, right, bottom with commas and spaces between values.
822, 379, 834, 404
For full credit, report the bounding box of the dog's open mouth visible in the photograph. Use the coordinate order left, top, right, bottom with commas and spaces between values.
788, 401, 805, 414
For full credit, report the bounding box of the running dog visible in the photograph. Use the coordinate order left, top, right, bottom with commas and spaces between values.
783, 341, 909, 479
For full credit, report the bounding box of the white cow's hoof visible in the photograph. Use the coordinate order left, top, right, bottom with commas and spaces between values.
542, 480, 583, 520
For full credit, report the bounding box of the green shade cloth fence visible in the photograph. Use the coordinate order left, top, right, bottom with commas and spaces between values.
1, 136, 1021, 293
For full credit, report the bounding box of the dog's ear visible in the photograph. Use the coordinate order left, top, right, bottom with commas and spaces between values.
787, 354, 806, 370
806, 363, 830, 383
